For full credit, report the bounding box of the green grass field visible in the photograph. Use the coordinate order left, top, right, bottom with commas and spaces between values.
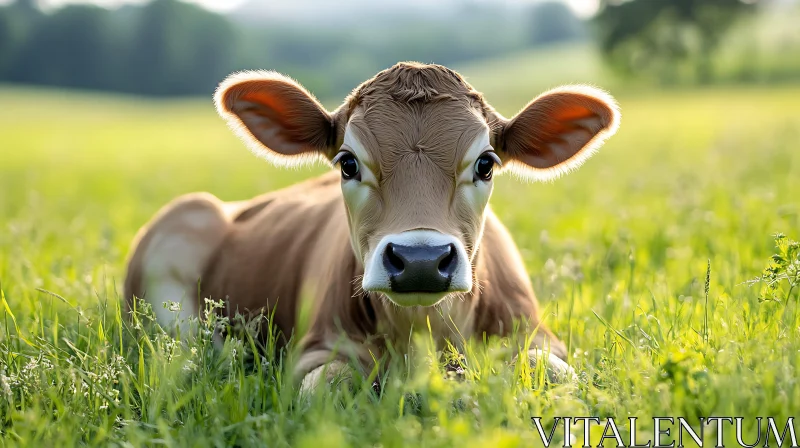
1, 66, 800, 446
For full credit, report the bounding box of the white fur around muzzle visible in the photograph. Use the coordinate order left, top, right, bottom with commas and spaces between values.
362, 229, 472, 306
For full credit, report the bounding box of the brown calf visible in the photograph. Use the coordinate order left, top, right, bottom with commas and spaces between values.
124, 62, 619, 390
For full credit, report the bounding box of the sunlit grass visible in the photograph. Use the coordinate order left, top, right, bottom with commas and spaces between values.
1, 80, 799, 446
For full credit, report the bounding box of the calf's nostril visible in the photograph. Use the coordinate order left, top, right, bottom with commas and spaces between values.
437, 243, 457, 275
384, 243, 405, 275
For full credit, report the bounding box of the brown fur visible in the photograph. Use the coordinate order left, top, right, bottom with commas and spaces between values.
124, 62, 620, 384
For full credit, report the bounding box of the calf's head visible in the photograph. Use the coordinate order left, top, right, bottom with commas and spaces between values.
215, 62, 619, 307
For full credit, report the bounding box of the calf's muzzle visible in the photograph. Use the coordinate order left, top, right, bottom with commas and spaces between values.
383, 243, 457, 293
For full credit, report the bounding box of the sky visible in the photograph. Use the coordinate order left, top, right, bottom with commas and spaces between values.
17, 0, 602, 18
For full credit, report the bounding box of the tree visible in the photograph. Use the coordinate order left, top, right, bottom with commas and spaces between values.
0, 10, 16, 74
594, 0, 759, 84
8, 5, 114, 89
0, 0, 43, 77
123, 0, 238, 95
528, 1, 583, 45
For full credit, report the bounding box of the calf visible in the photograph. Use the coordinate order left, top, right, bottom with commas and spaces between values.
124, 62, 619, 390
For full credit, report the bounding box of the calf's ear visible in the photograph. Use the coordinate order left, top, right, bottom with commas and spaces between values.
496, 85, 620, 182
215, 71, 337, 166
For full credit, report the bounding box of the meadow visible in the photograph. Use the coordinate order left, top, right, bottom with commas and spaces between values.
1, 61, 800, 446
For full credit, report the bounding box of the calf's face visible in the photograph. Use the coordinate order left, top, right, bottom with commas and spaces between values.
215, 63, 619, 307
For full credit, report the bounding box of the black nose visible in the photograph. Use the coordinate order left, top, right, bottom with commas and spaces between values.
383, 243, 457, 293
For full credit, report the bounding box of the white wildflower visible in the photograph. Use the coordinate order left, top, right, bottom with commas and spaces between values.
183, 360, 197, 372
165, 301, 182, 312
0, 370, 12, 399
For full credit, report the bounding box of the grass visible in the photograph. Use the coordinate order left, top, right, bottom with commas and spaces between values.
1, 73, 800, 446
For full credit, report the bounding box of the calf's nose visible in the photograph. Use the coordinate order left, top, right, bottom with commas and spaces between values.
383, 243, 457, 293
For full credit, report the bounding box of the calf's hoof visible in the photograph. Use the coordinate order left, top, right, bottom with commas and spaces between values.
298, 361, 353, 397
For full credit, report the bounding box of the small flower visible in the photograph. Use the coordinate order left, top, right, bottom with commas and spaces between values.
0, 371, 12, 399
165, 301, 182, 312
203, 298, 225, 309
183, 360, 197, 372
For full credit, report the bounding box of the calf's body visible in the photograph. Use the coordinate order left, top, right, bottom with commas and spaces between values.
124, 62, 619, 388
125, 171, 562, 375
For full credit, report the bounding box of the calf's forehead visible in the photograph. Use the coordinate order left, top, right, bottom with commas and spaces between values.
345, 100, 490, 176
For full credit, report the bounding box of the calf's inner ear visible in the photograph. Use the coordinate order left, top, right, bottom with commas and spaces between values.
497, 85, 620, 181
215, 71, 337, 166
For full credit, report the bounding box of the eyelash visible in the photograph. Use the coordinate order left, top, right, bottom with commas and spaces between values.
333, 151, 361, 181
473, 151, 501, 183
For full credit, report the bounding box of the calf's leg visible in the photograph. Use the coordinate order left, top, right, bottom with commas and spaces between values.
124, 193, 230, 333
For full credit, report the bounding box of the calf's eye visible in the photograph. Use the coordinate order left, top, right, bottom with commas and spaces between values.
335, 152, 360, 180
474, 153, 497, 181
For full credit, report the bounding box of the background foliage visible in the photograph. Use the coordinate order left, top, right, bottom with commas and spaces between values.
1, 0, 800, 446
1, 0, 799, 98
0, 0, 583, 98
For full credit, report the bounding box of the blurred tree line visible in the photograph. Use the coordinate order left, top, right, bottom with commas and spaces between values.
1, 0, 793, 96
0, 0, 584, 97
594, 0, 799, 85
0, 0, 238, 95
